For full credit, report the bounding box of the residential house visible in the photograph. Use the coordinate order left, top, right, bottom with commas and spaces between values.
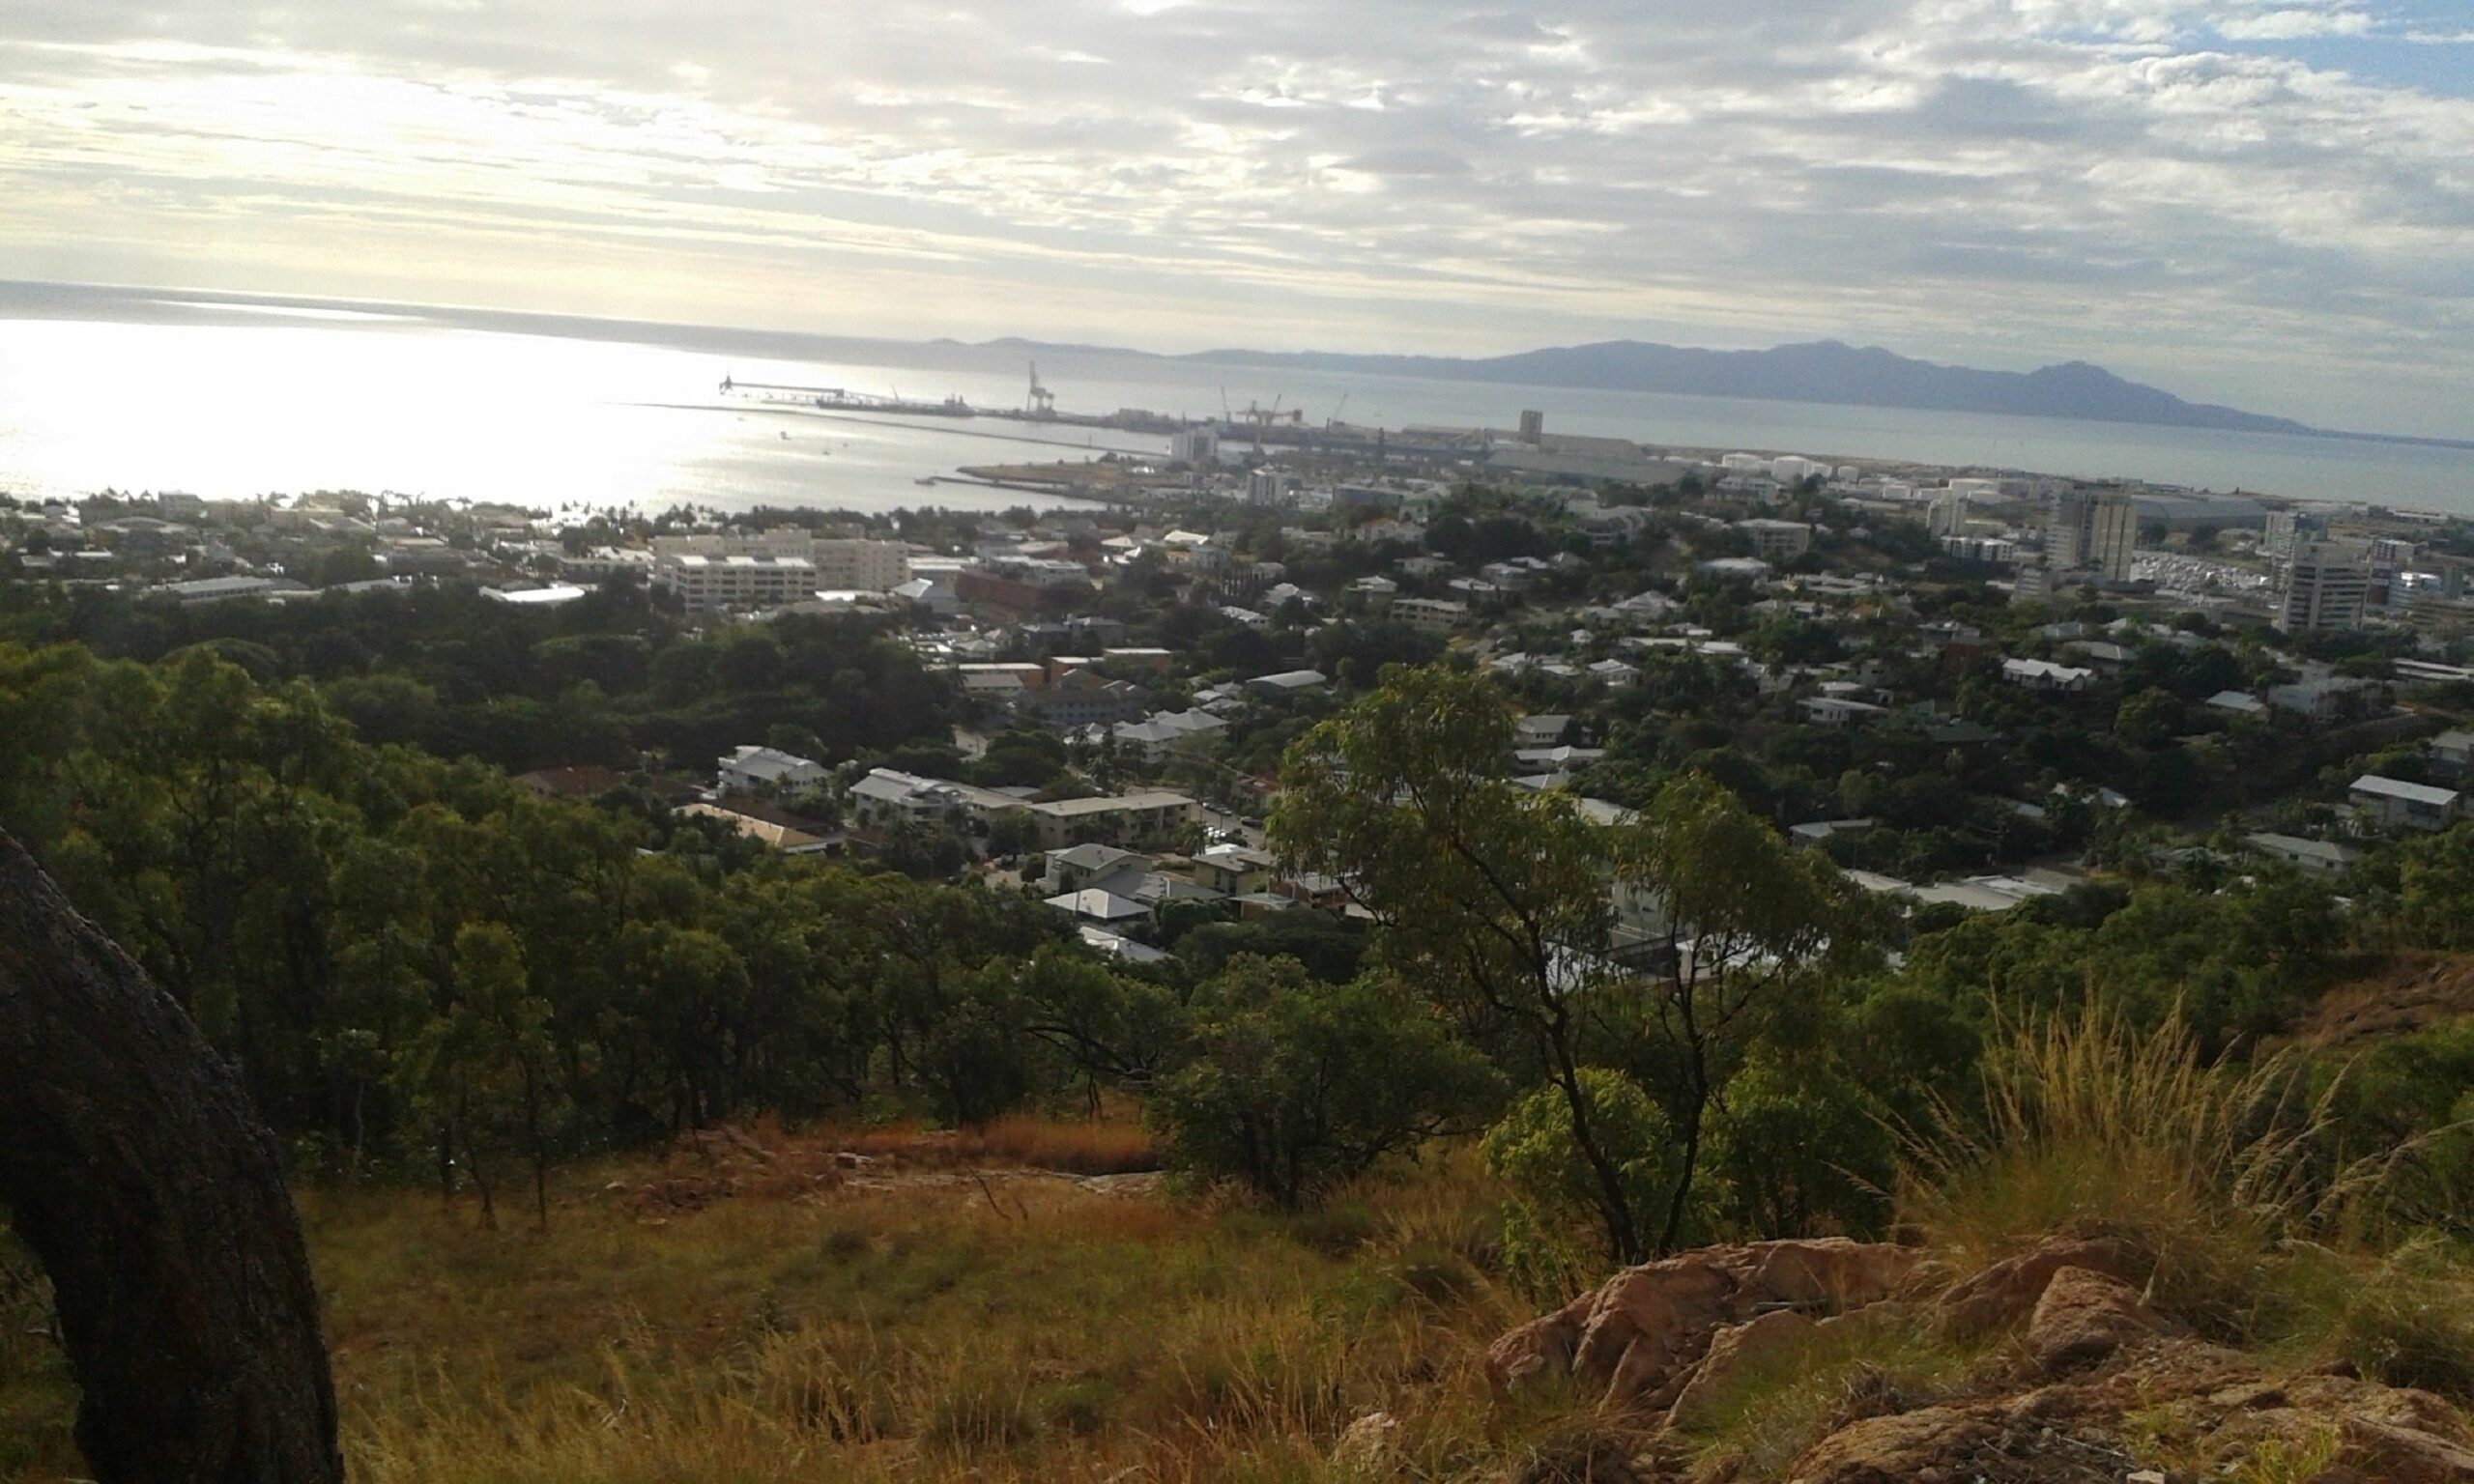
2241, 833, 2359, 876
717, 745, 827, 793
2268, 675, 2380, 724
1048, 843, 1153, 895
1192, 843, 1276, 897
1514, 714, 1574, 749
1246, 670, 1330, 698
1042, 889, 1149, 927
2000, 659, 2094, 693
2350, 775, 2463, 832
1798, 696, 1887, 727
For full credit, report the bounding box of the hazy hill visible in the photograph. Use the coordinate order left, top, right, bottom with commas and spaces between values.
1175, 337, 2315, 434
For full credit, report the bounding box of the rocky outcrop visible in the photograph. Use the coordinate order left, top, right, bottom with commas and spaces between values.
1937, 1234, 2152, 1335
1485, 1239, 1922, 1410
1487, 1234, 2474, 1484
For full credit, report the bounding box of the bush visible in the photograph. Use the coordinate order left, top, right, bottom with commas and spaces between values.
1150, 958, 1500, 1207
1483, 1070, 1691, 1300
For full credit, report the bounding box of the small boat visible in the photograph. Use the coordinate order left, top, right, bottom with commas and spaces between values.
780, 431, 790, 440
915, 476, 937, 486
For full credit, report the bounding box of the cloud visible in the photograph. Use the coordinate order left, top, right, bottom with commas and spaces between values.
2214, 7, 2374, 40
0, 0, 2467, 432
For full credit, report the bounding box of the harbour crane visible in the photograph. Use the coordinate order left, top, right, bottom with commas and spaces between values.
1027, 362, 1056, 418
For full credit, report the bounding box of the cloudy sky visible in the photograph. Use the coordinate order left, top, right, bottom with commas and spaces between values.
2, 0, 2471, 433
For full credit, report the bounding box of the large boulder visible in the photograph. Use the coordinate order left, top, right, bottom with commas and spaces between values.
2027, 1265, 2162, 1374
1662, 1307, 1815, 1431
1486, 1239, 1920, 1410
1938, 1234, 2152, 1335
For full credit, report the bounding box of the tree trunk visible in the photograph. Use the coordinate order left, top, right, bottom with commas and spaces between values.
0, 830, 342, 1484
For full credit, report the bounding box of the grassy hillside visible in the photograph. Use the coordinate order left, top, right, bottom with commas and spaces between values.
10, 995, 2474, 1484
3, 1125, 1535, 1484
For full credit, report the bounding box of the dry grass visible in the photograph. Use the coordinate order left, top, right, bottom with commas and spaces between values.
837, 1113, 1162, 1176
0, 1149, 1530, 1484
1899, 1000, 2362, 1339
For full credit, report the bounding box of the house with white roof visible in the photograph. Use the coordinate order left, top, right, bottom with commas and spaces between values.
1048, 843, 1153, 895
2001, 659, 2094, 693
2350, 775, 2463, 832
716, 745, 827, 793
2241, 833, 2359, 876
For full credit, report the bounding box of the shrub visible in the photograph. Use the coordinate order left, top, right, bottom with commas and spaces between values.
1150, 960, 1500, 1207
1484, 1070, 1692, 1300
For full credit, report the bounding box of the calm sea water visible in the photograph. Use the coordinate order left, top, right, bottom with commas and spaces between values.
1, 285, 2468, 518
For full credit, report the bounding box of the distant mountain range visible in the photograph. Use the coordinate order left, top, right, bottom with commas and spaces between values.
1157, 338, 2316, 436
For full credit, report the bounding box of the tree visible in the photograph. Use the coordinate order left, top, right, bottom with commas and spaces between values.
1275, 667, 1872, 1261
1610, 773, 1878, 1250
396, 923, 564, 1229
0, 828, 342, 1483
1273, 666, 1650, 1254
1150, 957, 1499, 1207
1703, 1053, 1895, 1240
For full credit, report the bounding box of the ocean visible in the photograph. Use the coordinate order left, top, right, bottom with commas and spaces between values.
2, 283, 2468, 519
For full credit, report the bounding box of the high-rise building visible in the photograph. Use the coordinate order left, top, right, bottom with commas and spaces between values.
2263, 510, 2302, 562
2277, 541, 2371, 633
1517, 410, 1544, 443
2087, 494, 2137, 581
2048, 491, 2136, 581
1927, 492, 1969, 538
2048, 492, 2092, 570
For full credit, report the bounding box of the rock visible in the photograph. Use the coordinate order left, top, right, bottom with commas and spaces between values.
1785, 1403, 2001, 1483
1664, 1308, 1815, 1431
1938, 1234, 2152, 1335
1486, 1303, 1590, 1400
1331, 1411, 1398, 1474
2338, 1415, 2474, 1483
2026, 1266, 2160, 1373
1487, 1239, 1919, 1408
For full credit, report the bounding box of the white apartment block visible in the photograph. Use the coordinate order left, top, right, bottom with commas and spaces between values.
654, 554, 817, 613
1392, 597, 1471, 635
811, 539, 910, 591
1734, 518, 1814, 561
652, 526, 817, 561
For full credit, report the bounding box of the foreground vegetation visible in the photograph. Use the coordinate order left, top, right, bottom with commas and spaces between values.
3, 1127, 1529, 1483
14, 997, 2474, 1484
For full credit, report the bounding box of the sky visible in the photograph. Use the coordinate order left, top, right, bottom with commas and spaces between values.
1, 0, 2471, 436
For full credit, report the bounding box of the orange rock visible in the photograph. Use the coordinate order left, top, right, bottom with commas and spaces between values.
2026, 1265, 2161, 1373
1938, 1234, 2153, 1335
